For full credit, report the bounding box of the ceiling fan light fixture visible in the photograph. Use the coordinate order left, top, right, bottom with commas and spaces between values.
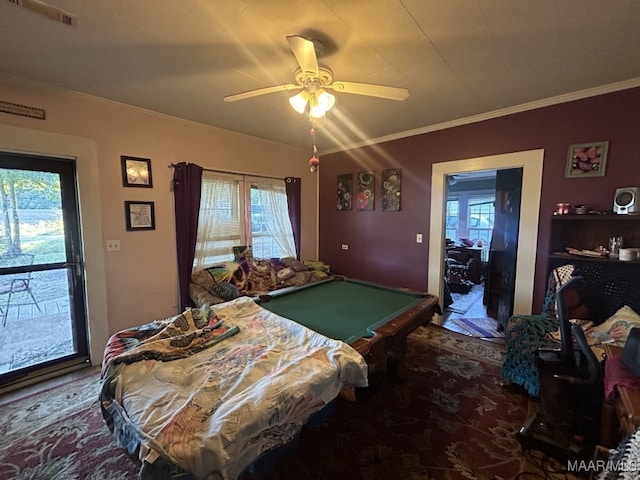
317, 89, 335, 111
289, 91, 309, 114
308, 90, 335, 118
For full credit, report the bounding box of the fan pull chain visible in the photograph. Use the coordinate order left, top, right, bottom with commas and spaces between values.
309, 127, 319, 173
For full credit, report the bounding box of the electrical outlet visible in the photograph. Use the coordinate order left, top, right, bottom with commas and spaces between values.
341, 244, 349, 250
416, 233, 423, 243
106, 239, 120, 251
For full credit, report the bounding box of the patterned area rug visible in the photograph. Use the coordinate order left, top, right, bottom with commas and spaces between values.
0, 325, 575, 479
447, 316, 505, 338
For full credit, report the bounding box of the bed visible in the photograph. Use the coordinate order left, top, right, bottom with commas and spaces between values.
100, 296, 369, 479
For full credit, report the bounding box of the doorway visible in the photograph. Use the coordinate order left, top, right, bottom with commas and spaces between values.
442, 170, 497, 335
0, 152, 89, 388
428, 150, 544, 326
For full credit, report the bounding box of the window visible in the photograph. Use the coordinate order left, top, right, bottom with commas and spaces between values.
445, 193, 495, 245
445, 199, 459, 241
193, 172, 295, 268
467, 195, 495, 244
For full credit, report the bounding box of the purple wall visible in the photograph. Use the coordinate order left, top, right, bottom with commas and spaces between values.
318, 87, 640, 312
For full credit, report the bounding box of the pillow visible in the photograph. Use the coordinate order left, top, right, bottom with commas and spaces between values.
206, 261, 241, 284
276, 267, 295, 283
584, 305, 640, 347
281, 256, 309, 272
233, 245, 254, 262
210, 281, 240, 302
281, 270, 313, 287
269, 258, 287, 271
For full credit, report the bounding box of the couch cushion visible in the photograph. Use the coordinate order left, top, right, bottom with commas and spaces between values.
211, 281, 240, 302
233, 245, 254, 261
281, 257, 309, 272
585, 305, 640, 347
191, 269, 215, 291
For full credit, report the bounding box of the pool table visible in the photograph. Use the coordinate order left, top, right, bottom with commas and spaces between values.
256, 275, 441, 377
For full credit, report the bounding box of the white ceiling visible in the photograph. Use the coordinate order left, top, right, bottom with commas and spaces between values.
1, 0, 640, 151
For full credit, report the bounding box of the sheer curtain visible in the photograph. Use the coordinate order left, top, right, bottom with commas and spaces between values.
251, 177, 296, 258
193, 172, 243, 269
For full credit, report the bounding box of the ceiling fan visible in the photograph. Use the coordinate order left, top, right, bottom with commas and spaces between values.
223, 35, 409, 119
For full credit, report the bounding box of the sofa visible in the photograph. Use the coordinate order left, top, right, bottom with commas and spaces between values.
189, 253, 330, 307
501, 261, 640, 397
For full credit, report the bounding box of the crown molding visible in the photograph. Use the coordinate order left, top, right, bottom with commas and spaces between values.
325, 77, 640, 154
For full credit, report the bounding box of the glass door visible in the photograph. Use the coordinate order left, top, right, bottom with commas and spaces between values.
0, 152, 88, 388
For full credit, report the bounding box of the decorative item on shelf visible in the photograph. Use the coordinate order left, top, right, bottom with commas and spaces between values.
619, 248, 640, 262
609, 236, 623, 259
565, 141, 608, 178
555, 203, 571, 215
575, 205, 589, 215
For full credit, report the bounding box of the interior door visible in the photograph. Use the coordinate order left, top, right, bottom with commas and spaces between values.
493, 168, 523, 330
0, 152, 88, 389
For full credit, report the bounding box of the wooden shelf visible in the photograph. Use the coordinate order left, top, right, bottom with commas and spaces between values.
548, 215, 640, 272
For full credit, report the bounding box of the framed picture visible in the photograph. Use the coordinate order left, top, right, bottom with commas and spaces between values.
565, 141, 608, 178
381, 168, 402, 211
125, 201, 155, 231
121, 156, 153, 187
356, 171, 375, 211
337, 173, 353, 211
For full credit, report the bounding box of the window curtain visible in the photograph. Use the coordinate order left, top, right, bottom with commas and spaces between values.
285, 177, 301, 258
172, 162, 203, 310
252, 177, 296, 258
193, 172, 243, 268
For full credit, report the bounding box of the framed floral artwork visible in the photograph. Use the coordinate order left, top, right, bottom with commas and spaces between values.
565, 141, 608, 178
381, 168, 401, 211
337, 173, 352, 211
356, 171, 374, 211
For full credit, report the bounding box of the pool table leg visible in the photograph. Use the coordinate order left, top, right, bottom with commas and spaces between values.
386, 336, 409, 383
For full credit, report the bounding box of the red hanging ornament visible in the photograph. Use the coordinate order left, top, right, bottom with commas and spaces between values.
309, 155, 319, 173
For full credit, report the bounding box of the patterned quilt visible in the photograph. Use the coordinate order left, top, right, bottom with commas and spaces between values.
100, 297, 368, 479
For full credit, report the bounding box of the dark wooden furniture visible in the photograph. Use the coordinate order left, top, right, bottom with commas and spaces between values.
548, 214, 640, 272
256, 276, 441, 376
600, 344, 640, 448
484, 249, 504, 320
445, 246, 484, 284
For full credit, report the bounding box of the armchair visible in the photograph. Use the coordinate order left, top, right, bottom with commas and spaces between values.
501, 261, 640, 397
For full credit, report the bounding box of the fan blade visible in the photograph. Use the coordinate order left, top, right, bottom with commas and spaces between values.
327, 82, 409, 101
286, 35, 319, 78
224, 84, 300, 102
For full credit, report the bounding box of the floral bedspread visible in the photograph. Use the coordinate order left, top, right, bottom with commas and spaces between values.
100, 297, 368, 479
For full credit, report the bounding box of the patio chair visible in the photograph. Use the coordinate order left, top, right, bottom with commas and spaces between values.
0, 253, 41, 327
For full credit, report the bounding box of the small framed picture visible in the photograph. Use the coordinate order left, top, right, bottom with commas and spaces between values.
125, 201, 155, 231
565, 141, 608, 178
121, 156, 153, 187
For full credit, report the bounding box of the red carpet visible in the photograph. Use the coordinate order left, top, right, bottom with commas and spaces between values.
0, 325, 573, 479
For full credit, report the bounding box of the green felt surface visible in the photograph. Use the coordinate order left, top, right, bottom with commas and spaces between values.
259, 278, 424, 343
